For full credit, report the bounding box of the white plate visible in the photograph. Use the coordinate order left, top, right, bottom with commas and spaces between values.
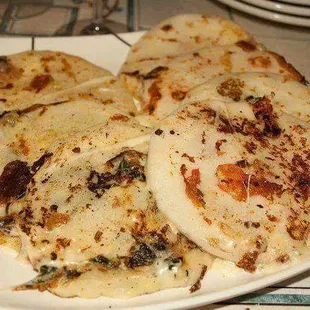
216, 0, 310, 27
0, 33, 310, 310
277, 0, 310, 6
242, 0, 310, 17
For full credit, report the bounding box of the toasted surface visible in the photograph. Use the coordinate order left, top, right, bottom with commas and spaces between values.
132, 44, 306, 124
119, 14, 254, 117
186, 73, 310, 123
148, 75, 310, 271
0, 76, 137, 216
121, 14, 254, 72
13, 120, 212, 298
121, 39, 306, 126
0, 51, 111, 113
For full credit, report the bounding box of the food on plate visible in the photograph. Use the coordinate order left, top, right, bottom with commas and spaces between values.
185, 72, 310, 123
147, 74, 310, 271
0, 51, 110, 113
121, 14, 254, 75
0, 12, 309, 301
120, 14, 254, 115
0, 76, 137, 216
122, 43, 306, 124
11, 118, 212, 298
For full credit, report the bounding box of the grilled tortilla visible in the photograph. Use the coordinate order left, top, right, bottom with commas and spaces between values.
148, 75, 310, 272
119, 14, 254, 114
13, 119, 212, 298
0, 76, 137, 216
128, 43, 306, 125
0, 51, 111, 113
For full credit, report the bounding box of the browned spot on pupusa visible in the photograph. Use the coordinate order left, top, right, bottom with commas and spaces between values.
40, 55, 55, 73
109, 114, 130, 121
276, 254, 290, 263
61, 58, 75, 79
171, 90, 187, 101
248, 96, 281, 138
190, 265, 208, 293
0, 160, 32, 204
0, 56, 23, 83
182, 153, 195, 163
180, 164, 205, 208
0, 56, 10, 74
286, 215, 309, 241
161, 24, 173, 31
15, 135, 29, 156
289, 154, 310, 201
237, 251, 259, 273
217, 78, 245, 101
217, 164, 283, 202
146, 81, 162, 115
26, 74, 54, 93
248, 56, 272, 69
45, 213, 70, 231
220, 52, 232, 72
94, 231, 103, 243
32, 153, 53, 173
142, 66, 168, 80
215, 139, 227, 155
235, 41, 256, 52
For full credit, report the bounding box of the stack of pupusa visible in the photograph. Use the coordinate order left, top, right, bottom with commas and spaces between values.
0, 13, 309, 301
0, 51, 211, 298
120, 14, 310, 272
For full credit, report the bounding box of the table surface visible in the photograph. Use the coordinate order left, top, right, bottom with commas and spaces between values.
0, 1, 309, 309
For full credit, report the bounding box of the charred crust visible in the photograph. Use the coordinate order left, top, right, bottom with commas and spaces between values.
91, 255, 115, 268
50, 252, 57, 260
236, 159, 249, 168
155, 129, 163, 136
126, 243, 156, 269
64, 268, 82, 279
276, 254, 290, 263
237, 251, 258, 273
171, 90, 187, 101
0, 160, 32, 204
248, 96, 281, 138
87, 150, 146, 198
235, 41, 257, 52
0, 215, 15, 234
72, 147, 81, 153
146, 81, 162, 115
189, 265, 208, 293
180, 164, 205, 208
286, 215, 309, 241
31, 153, 53, 173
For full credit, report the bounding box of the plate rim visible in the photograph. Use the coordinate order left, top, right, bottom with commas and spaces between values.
1, 260, 309, 310
241, 0, 310, 17
277, 0, 310, 6
216, 0, 310, 27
